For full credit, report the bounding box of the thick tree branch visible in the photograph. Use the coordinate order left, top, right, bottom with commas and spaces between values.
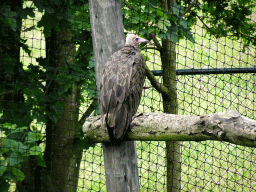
83, 110, 256, 147
145, 64, 170, 98
78, 98, 98, 126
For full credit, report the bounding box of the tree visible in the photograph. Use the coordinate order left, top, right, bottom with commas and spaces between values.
1, 0, 96, 191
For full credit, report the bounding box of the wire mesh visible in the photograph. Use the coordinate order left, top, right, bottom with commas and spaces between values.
1, 0, 256, 191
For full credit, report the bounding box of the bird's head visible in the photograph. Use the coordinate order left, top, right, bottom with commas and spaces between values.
125, 33, 149, 47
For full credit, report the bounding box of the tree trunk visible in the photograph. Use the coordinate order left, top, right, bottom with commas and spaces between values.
160, 1, 181, 191
161, 38, 181, 192
161, 39, 181, 192
40, 28, 82, 192
89, 0, 140, 191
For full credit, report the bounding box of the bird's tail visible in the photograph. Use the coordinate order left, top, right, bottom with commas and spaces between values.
106, 104, 130, 140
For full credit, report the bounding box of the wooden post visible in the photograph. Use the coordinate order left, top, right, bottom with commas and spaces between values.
89, 0, 140, 191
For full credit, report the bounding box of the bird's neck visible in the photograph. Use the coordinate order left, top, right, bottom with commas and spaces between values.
124, 45, 140, 51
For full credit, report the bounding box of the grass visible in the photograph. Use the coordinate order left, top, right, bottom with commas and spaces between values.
9, 1, 256, 191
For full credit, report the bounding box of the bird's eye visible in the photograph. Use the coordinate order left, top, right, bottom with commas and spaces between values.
135, 38, 139, 41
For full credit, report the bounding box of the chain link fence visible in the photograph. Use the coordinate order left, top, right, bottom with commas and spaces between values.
1, 0, 256, 191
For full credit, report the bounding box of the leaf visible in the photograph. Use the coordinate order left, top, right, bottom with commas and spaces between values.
172, 3, 183, 16
2, 6, 17, 19
180, 20, 188, 29
4, 167, 19, 182
158, 32, 167, 39
170, 33, 179, 43
2, 123, 16, 129
29, 146, 43, 156
147, 27, 155, 34
9, 128, 27, 135
2, 139, 14, 153
157, 21, 167, 31
19, 8, 35, 19
7, 152, 25, 166
185, 30, 195, 43
3, 139, 26, 152
133, 16, 141, 24
11, 167, 25, 181
1, 6, 17, 31
21, 43, 31, 57
26, 132, 43, 142
0, 160, 7, 176
35, 153, 46, 167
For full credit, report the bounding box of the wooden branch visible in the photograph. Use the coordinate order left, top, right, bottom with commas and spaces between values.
142, 46, 160, 51
78, 98, 98, 126
145, 64, 170, 98
83, 110, 256, 147
196, 15, 218, 37
180, 0, 198, 17
151, 35, 162, 50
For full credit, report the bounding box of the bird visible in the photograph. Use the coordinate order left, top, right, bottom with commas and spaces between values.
99, 33, 149, 140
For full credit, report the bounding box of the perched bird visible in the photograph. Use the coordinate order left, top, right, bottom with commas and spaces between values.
99, 34, 149, 140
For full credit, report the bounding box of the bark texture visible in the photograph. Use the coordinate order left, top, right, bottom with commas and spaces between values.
160, 0, 181, 190
84, 110, 256, 147
40, 28, 82, 192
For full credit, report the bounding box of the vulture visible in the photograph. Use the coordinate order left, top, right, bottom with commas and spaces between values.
99, 34, 149, 140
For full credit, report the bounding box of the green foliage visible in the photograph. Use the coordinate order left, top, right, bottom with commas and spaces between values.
0, 3, 34, 127
0, 0, 94, 190
0, 5, 18, 32
123, 0, 255, 49
31, 0, 96, 122
194, 0, 255, 51
0, 4, 32, 54
123, 0, 195, 42
1, 0, 95, 126
0, 123, 44, 191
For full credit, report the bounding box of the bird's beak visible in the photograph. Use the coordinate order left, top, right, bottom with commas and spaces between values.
138, 37, 149, 44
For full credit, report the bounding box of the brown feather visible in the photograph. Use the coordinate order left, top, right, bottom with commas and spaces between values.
99, 46, 146, 139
